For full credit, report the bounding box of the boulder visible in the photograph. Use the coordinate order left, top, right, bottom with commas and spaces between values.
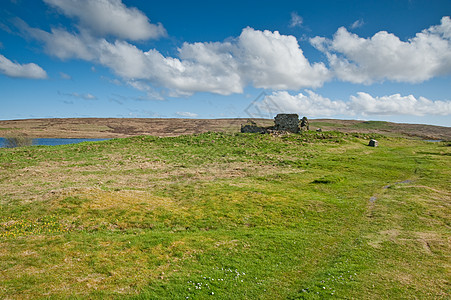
368, 139, 378, 147
300, 116, 309, 131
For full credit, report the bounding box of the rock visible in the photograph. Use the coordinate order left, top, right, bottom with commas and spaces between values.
241, 124, 266, 133
300, 116, 309, 131
274, 114, 300, 133
368, 139, 378, 147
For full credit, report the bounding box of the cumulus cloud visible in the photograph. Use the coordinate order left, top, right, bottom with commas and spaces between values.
16, 19, 97, 60
311, 16, 451, 84
0, 54, 47, 79
259, 90, 451, 117
94, 27, 330, 94
259, 90, 348, 116
289, 12, 303, 28
175, 111, 198, 118
13, 0, 331, 96
43, 0, 166, 40
236, 28, 330, 89
349, 92, 451, 116
20, 17, 330, 95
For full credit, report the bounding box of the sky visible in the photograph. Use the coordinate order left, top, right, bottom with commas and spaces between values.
1, 0, 451, 126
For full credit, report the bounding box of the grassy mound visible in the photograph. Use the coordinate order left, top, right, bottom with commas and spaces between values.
0, 132, 449, 298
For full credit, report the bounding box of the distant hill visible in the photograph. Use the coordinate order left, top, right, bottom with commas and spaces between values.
0, 118, 449, 140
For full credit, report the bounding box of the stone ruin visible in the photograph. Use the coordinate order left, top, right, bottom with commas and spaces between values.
241, 114, 309, 134
300, 116, 309, 131
240, 120, 267, 134
274, 114, 300, 133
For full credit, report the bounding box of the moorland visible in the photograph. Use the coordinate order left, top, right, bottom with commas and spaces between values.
0, 117, 450, 140
0, 118, 450, 299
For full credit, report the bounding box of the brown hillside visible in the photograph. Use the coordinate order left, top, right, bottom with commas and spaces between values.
0, 118, 449, 140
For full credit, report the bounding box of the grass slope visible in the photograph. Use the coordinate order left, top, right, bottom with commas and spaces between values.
0, 131, 450, 299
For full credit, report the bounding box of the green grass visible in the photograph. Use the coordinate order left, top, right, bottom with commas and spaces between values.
350, 121, 392, 130
0, 131, 450, 299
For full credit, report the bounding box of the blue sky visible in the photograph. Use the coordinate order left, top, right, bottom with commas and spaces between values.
1, 0, 450, 126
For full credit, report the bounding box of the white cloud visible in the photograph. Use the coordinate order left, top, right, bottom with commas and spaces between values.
289, 12, 303, 28
259, 90, 348, 117
59, 72, 71, 80
126, 80, 164, 100
19, 21, 96, 60
43, 0, 166, 40
22, 19, 329, 95
0, 54, 47, 79
97, 27, 330, 95
311, 16, 451, 84
236, 28, 330, 89
259, 90, 451, 117
349, 92, 451, 116
83, 93, 97, 100
350, 19, 364, 29
16, 0, 333, 97
59, 91, 97, 100
176, 111, 198, 118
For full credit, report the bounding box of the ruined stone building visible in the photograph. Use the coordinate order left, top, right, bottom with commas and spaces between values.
241, 114, 307, 134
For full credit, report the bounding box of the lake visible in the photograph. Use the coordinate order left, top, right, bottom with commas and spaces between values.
0, 138, 110, 148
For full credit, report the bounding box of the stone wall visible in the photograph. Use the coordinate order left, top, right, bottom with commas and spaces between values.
240, 114, 306, 134
241, 123, 267, 133
274, 114, 300, 133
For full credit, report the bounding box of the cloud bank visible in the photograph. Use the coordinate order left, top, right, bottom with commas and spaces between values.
20, 19, 330, 95
0, 54, 47, 79
311, 16, 451, 84
260, 91, 451, 117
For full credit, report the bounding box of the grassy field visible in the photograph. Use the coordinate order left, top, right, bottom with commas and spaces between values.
0, 131, 450, 299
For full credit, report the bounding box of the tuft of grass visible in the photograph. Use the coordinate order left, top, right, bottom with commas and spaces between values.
312, 174, 346, 184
